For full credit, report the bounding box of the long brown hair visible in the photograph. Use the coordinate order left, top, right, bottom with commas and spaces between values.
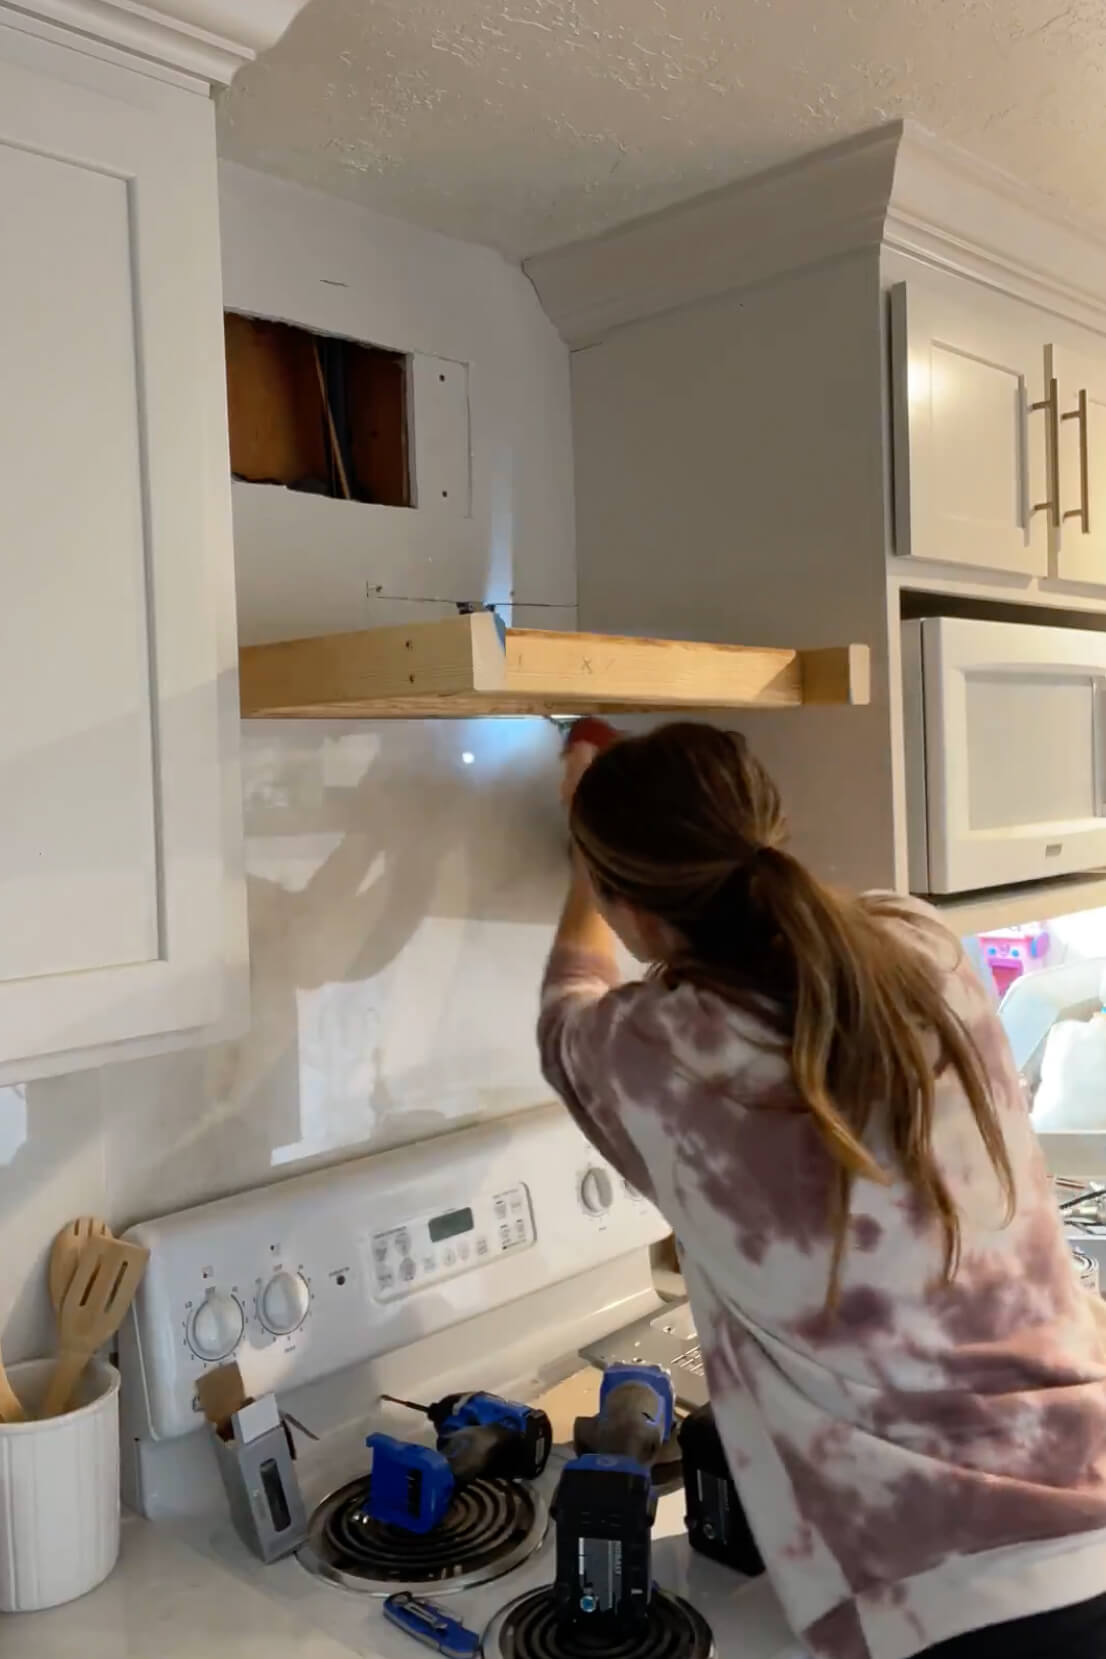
569, 722, 1014, 1305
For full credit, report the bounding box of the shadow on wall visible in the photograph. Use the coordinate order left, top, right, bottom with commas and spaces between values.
111, 717, 568, 1213
210, 717, 569, 1164
1, 718, 571, 1361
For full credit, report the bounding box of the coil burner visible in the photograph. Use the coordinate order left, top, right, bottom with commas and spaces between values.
483, 1585, 714, 1659
298, 1474, 546, 1595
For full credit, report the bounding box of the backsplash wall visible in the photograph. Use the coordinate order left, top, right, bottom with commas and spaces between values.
0, 171, 576, 1365
1, 720, 569, 1362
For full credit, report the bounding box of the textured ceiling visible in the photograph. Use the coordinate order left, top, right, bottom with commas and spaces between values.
218, 0, 1106, 258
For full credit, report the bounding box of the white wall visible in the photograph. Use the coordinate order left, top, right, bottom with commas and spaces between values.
220, 162, 576, 643
571, 250, 895, 890
0, 171, 576, 1367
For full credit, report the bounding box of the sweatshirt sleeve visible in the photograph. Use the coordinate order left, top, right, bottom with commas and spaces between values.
537, 944, 657, 1203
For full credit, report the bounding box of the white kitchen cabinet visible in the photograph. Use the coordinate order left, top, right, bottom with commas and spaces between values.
0, 4, 307, 1080
1048, 342, 1106, 588
531, 120, 1106, 929
0, 35, 228, 1071
890, 281, 1051, 578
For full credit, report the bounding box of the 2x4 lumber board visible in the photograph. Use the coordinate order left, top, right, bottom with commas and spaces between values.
239, 612, 870, 717
239, 615, 488, 717
241, 695, 796, 719
498, 627, 800, 707
502, 633, 869, 708
799, 643, 871, 706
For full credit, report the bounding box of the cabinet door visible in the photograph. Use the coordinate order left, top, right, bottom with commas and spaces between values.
890, 282, 1050, 576
0, 39, 236, 1067
1048, 343, 1106, 588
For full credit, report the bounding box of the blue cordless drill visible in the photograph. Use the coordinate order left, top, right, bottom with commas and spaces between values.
555, 1362, 675, 1636
362, 1391, 553, 1533
383, 1390, 552, 1484
362, 1436, 455, 1534
572, 1361, 674, 1464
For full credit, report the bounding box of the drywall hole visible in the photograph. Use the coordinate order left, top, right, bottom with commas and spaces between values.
224, 312, 412, 507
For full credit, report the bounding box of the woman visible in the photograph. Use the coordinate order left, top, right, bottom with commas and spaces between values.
538, 722, 1106, 1659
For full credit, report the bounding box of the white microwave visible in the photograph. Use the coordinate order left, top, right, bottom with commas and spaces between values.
903, 616, 1106, 894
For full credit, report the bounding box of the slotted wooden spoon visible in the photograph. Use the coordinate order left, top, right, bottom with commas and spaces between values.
39, 1235, 149, 1420
48, 1216, 113, 1314
0, 1340, 26, 1424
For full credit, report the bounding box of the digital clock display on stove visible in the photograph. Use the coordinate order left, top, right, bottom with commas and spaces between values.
428, 1206, 474, 1244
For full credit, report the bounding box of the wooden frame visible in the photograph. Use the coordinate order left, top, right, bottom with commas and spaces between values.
239, 614, 870, 719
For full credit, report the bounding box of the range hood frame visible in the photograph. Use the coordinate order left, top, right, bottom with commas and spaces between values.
238, 612, 870, 719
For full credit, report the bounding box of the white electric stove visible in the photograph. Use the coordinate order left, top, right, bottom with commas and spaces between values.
117, 1104, 803, 1659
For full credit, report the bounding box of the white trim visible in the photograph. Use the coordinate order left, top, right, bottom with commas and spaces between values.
929, 874, 1106, 939
0, 6, 199, 89
527, 119, 1106, 347
1, 0, 308, 84
885, 125, 1106, 334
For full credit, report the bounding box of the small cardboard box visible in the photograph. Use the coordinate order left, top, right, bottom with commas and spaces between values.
198, 1362, 307, 1563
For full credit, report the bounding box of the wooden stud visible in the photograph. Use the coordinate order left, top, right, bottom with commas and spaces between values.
349, 348, 411, 507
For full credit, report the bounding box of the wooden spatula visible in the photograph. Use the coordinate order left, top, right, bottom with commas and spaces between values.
0, 1339, 26, 1424
39, 1235, 149, 1420
48, 1216, 113, 1313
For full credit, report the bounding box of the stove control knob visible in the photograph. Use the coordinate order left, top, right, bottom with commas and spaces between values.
188, 1292, 244, 1362
259, 1270, 310, 1336
580, 1167, 614, 1215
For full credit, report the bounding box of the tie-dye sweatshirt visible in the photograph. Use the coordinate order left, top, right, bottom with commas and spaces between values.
538, 907, 1106, 1659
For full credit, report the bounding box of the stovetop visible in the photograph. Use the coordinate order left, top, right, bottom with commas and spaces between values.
172, 1419, 802, 1659
300, 1471, 547, 1594
484, 1583, 715, 1659
119, 1107, 804, 1659
1058, 1179, 1106, 1287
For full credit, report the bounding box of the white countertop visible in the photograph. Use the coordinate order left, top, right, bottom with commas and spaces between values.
6, 1508, 804, 1659
4, 1516, 361, 1659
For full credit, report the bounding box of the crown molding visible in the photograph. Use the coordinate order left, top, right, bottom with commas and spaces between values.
3, 0, 309, 85
525, 124, 901, 348
526, 119, 1106, 347
884, 124, 1106, 332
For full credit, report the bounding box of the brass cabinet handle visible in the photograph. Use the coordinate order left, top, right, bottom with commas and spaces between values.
1062, 388, 1091, 535
1030, 376, 1061, 528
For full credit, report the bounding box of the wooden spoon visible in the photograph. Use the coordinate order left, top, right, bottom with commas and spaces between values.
48, 1216, 113, 1314
39, 1235, 149, 1420
0, 1340, 26, 1424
